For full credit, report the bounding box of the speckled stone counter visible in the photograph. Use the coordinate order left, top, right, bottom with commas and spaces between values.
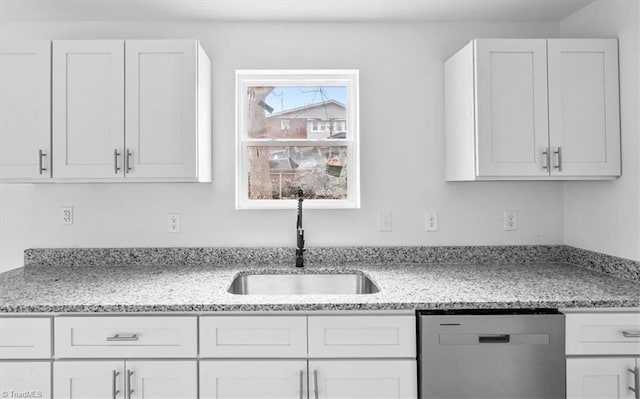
1, 261, 638, 313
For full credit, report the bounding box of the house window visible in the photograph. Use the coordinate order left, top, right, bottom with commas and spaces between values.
236, 70, 360, 209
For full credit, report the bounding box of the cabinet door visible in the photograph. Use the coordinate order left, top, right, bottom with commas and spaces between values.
309, 360, 417, 399
548, 39, 621, 177
0, 41, 51, 180
200, 360, 307, 399
0, 361, 51, 399
54, 360, 124, 399
474, 39, 550, 177
125, 40, 197, 179
52, 40, 124, 178
126, 360, 196, 399
567, 357, 637, 399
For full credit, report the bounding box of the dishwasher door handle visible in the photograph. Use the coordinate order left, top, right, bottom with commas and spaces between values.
478, 334, 510, 343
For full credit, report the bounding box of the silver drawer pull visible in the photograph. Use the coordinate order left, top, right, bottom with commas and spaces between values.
127, 369, 135, 399
313, 369, 319, 399
112, 370, 120, 399
38, 149, 47, 174
629, 367, 640, 399
114, 149, 121, 174
553, 146, 563, 171
542, 148, 550, 170
106, 333, 139, 342
299, 369, 304, 399
622, 331, 640, 338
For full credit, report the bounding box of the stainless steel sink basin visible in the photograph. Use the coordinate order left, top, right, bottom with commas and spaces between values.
228, 272, 380, 295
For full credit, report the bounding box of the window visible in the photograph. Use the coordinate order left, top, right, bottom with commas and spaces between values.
236, 70, 360, 209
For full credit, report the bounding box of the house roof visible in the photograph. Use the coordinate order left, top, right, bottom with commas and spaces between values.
266, 100, 346, 119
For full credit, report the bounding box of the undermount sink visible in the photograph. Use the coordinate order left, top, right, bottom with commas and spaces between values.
228, 272, 380, 295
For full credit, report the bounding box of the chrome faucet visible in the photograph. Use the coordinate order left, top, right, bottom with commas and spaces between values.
295, 189, 305, 267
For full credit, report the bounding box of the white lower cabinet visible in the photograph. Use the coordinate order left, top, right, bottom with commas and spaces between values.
565, 310, 640, 399
200, 359, 417, 399
567, 357, 638, 399
199, 315, 417, 399
310, 360, 417, 399
200, 360, 307, 399
54, 360, 196, 399
0, 361, 51, 399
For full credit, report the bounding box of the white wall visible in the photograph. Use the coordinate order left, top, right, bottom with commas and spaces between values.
560, 0, 640, 261
0, 20, 567, 271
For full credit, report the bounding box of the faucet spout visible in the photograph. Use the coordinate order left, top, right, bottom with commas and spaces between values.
295, 189, 305, 267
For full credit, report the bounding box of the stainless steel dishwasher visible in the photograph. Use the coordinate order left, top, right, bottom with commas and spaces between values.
418, 309, 565, 399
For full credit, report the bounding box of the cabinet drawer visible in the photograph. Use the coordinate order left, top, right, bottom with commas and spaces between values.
54, 316, 197, 358
0, 317, 51, 359
200, 316, 307, 358
566, 312, 640, 355
308, 315, 416, 358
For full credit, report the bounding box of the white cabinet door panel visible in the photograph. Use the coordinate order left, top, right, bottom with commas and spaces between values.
567, 357, 637, 399
125, 40, 197, 179
310, 360, 417, 399
127, 360, 196, 399
474, 39, 549, 177
53, 40, 124, 178
0, 41, 51, 180
548, 39, 620, 177
200, 360, 307, 399
54, 360, 124, 399
0, 361, 51, 399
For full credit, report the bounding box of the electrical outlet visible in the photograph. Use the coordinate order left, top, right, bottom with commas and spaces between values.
425, 211, 438, 232
61, 207, 73, 225
504, 210, 518, 231
379, 211, 392, 232
168, 213, 181, 233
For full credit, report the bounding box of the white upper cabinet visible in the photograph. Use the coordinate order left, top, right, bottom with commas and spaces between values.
47, 39, 211, 182
445, 38, 621, 181
548, 39, 620, 177
53, 40, 125, 179
0, 41, 51, 180
125, 40, 211, 181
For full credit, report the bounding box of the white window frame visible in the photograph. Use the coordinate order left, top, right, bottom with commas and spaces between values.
235, 70, 360, 210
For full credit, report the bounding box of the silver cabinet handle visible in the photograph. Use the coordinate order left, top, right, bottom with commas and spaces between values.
112, 370, 120, 399
125, 149, 132, 173
313, 369, 319, 399
542, 148, 550, 170
38, 150, 47, 174
106, 333, 139, 342
629, 366, 640, 399
623, 331, 640, 338
114, 149, 121, 174
299, 369, 304, 399
127, 369, 135, 399
553, 146, 563, 172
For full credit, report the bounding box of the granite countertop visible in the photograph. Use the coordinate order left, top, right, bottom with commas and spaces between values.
1, 261, 639, 313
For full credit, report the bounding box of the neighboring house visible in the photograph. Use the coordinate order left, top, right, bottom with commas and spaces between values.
264, 100, 347, 140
